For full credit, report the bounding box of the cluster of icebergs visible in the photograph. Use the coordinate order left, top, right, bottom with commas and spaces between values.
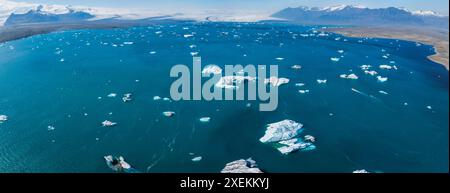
259, 120, 316, 155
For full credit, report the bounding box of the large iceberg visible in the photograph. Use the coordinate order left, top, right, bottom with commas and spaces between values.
276, 138, 316, 155
259, 120, 303, 143
221, 158, 263, 173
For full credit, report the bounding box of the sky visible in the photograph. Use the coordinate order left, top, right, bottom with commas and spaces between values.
12, 0, 450, 15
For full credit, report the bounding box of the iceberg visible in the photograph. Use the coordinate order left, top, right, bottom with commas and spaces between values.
153, 96, 161, 101
298, 89, 310, 94
264, 77, 289, 87
379, 90, 389, 95
379, 65, 393, 70
317, 79, 327, 84
191, 156, 202, 162
304, 135, 316, 142
277, 138, 316, 155
364, 70, 378, 76
47, 125, 55, 131
107, 93, 117, 98
199, 117, 211, 123
377, 76, 388, 82
295, 83, 305, 87
162, 111, 176, 117
183, 34, 194, 38
202, 65, 222, 75
291, 65, 302, 70
0, 115, 8, 123
102, 120, 117, 127
122, 93, 132, 102
221, 158, 263, 173
340, 74, 358, 80
330, 57, 340, 62
215, 76, 256, 90
353, 169, 370, 173
360, 65, 371, 70
275, 57, 284, 61
259, 120, 303, 143
123, 42, 134, 45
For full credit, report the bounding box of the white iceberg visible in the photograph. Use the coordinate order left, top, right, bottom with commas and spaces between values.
330, 57, 340, 62
298, 90, 310, 94
353, 169, 370, 173
259, 120, 303, 143
340, 74, 358, 80
264, 77, 289, 87
377, 76, 388, 82
122, 93, 132, 102
199, 117, 211, 123
295, 83, 305, 87
379, 65, 393, 70
275, 57, 284, 61
191, 156, 202, 162
317, 79, 327, 84
0, 115, 8, 123
202, 65, 222, 75
184, 34, 194, 38
379, 91, 389, 95
162, 111, 175, 117
277, 138, 316, 155
291, 65, 302, 70
153, 96, 162, 101
364, 70, 378, 76
107, 93, 117, 98
102, 120, 117, 127
221, 158, 263, 173
215, 76, 256, 90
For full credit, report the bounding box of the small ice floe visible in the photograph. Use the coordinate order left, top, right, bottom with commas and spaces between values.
189, 44, 196, 48
199, 117, 211, 123
364, 70, 378, 76
317, 79, 327, 84
149, 51, 157, 54
221, 158, 263, 173
338, 50, 344, 54
404, 102, 409, 106
360, 65, 372, 70
330, 57, 340, 62
215, 76, 256, 90
107, 93, 117, 98
304, 135, 316, 142
122, 93, 132, 102
291, 65, 302, 70
277, 138, 316, 155
123, 42, 134, 45
60, 58, 65, 62
190, 52, 199, 56
0, 115, 8, 123
377, 76, 388, 82
183, 34, 194, 38
427, 106, 433, 110
264, 77, 290, 87
102, 120, 117, 127
379, 65, 393, 70
340, 74, 359, 80
202, 65, 222, 75
260, 120, 303, 143
162, 111, 176, 117
162, 97, 171, 102
382, 55, 389, 59
153, 96, 162, 101
84, 113, 88, 116
275, 57, 284, 61
379, 90, 389, 95
47, 125, 55, 131
295, 83, 305, 87
298, 90, 310, 94
191, 156, 202, 162
353, 169, 370, 173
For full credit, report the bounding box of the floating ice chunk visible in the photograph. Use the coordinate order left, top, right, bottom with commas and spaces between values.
163, 97, 171, 101
295, 83, 305, 87
189, 44, 196, 48
153, 96, 162, 101
0, 115, 8, 123
377, 76, 388, 82
102, 120, 117, 127
202, 65, 222, 75
264, 77, 290, 87
364, 70, 378, 76
379, 65, 393, 70
427, 106, 432, 110
291, 65, 302, 70
122, 93, 132, 102
162, 111, 176, 117
149, 51, 156, 54
60, 58, 65, 62
107, 93, 117, 98
47, 125, 55, 131
330, 57, 340, 62
360, 65, 372, 70
123, 42, 134, 45
191, 156, 202, 162
304, 135, 316, 142
275, 57, 284, 61
404, 102, 409, 106
277, 138, 316, 155
190, 52, 199, 56
184, 34, 194, 38
353, 169, 370, 173
221, 158, 263, 173
317, 79, 327, 84
340, 74, 358, 80
298, 90, 310, 94
199, 117, 211, 123
338, 50, 344, 54
259, 120, 303, 143
379, 91, 389, 95
215, 76, 256, 90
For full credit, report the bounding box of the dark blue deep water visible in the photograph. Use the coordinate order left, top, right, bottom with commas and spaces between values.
0, 22, 448, 172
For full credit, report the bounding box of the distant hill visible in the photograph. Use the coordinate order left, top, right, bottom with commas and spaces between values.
4, 5, 94, 26
272, 5, 449, 29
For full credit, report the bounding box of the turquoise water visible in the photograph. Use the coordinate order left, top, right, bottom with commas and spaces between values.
0, 22, 448, 173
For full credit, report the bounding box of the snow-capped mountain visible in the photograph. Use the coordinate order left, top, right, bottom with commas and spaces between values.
272, 5, 448, 29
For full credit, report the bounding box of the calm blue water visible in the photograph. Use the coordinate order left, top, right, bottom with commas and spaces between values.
0, 22, 448, 173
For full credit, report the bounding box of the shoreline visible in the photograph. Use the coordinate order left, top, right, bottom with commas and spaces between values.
324, 27, 449, 70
